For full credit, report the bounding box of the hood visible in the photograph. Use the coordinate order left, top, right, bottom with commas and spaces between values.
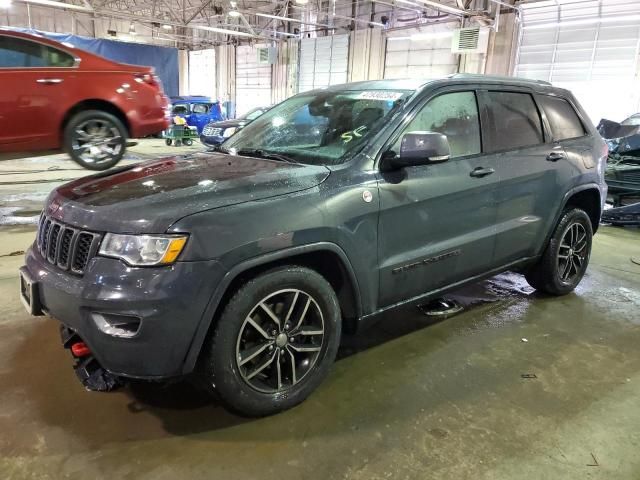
47, 153, 330, 233
205, 119, 249, 129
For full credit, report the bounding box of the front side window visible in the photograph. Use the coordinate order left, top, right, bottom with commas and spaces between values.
486, 91, 544, 152
391, 91, 481, 158
223, 89, 411, 165
537, 95, 585, 140
0, 36, 74, 68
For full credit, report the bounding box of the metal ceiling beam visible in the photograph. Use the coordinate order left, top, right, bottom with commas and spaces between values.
185, 0, 211, 23
410, 0, 470, 16
254, 12, 333, 28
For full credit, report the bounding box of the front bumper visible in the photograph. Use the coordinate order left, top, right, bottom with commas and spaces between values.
200, 134, 224, 147
23, 246, 225, 379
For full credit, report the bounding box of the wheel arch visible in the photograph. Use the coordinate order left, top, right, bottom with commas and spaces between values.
60, 99, 131, 141
562, 185, 602, 233
182, 242, 362, 374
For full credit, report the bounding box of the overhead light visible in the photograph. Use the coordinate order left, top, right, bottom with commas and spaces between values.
295, 0, 309, 4
228, 9, 241, 17
0, 0, 12, 8
129, 23, 137, 35
162, 24, 172, 30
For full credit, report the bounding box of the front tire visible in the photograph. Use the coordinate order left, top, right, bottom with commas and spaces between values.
200, 266, 341, 417
525, 208, 593, 295
64, 110, 127, 171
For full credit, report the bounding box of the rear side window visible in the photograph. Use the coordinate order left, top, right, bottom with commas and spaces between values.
486, 91, 544, 152
0, 36, 74, 68
537, 95, 586, 140
192, 104, 210, 114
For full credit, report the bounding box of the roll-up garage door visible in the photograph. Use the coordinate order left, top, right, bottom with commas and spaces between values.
384, 22, 460, 79
188, 49, 216, 99
298, 34, 349, 92
515, 0, 640, 120
236, 44, 272, 117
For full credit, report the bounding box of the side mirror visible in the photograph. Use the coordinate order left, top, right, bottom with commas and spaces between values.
384, 131, 451, 170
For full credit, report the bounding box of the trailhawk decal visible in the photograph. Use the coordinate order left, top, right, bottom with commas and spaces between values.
392, 250, 462, 274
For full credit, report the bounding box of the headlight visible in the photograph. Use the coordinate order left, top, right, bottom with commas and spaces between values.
99, 233, 188, 266
222, 127, 237, 138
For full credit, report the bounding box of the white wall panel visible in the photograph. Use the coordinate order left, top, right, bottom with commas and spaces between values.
235, 44, 272, 117
383, 22, 460, 80
298, 34, 349, 92
516, 0, 640, 120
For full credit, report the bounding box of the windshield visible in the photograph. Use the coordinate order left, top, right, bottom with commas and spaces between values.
242, 107, 267, 120
222, 89, 411, 165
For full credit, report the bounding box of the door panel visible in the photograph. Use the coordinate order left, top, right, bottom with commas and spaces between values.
376, 89, 498, 308
377, 157, 499, 307
0, 70, 62, 150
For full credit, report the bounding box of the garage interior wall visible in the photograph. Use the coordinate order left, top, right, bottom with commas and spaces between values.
188, 49, 216, 99
235, 44, 272, 116
348, 27, 385, 83
298, 34, 350, 92
515, 0, 640, 122
383, 21, 461, 79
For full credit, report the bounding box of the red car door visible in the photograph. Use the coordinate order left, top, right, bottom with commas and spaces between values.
0, 34, 74, 152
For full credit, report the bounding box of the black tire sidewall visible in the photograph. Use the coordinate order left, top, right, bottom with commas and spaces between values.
536, 208, 593, 295
204, 267, 341, 417
64, 110, 127, 171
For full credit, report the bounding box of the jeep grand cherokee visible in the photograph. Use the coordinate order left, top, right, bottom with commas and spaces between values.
20, 75, 608, 416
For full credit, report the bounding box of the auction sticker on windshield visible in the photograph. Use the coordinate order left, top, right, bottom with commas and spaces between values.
357, 91, 404, 101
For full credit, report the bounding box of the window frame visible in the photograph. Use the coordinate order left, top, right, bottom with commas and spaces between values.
376, 86, 486, 169
0, 34, 80, 70
533, 93, 589, 143
477, 88, 549, 155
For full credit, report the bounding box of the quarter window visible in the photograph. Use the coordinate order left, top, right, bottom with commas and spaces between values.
486, 91, 544, 152
392, 91, 481, 158
537, 95, 586, 140
0, 36, 75, 68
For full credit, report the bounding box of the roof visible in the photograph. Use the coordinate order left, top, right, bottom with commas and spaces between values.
319, 74, 555, 94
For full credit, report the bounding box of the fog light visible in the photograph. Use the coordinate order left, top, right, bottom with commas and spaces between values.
92, 312, 141, 338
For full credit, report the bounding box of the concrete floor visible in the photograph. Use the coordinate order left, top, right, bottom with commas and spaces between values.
1, 141, 640, 479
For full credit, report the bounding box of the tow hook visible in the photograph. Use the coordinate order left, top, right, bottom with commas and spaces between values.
60, 326, 124, 392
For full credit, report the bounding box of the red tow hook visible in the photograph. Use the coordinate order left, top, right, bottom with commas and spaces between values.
71, 342, 91, 358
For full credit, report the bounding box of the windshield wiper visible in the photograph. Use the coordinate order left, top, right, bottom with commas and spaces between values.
236, 148, 298, 164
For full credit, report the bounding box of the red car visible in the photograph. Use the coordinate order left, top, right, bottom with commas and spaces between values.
0, 30, 169, 170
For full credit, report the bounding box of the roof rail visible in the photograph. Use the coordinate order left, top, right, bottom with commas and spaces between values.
447, 73, 553, 86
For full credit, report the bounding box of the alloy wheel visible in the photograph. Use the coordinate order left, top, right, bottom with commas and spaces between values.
235, 289, 325, 393
71, 119, 124, 166
557, 222, 588, 283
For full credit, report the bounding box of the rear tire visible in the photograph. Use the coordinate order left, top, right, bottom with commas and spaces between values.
525, 208, 593, 295
64, 110, 127, 171
183, 138, 193, 146
199, 266, 341, 417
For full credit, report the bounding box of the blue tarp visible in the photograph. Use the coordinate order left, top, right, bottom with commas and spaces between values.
11, 28, 179, 96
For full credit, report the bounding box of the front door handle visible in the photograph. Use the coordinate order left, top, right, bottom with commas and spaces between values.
36, 78, 63, 84
546, 151, 565, 162
470, 167, 495, 178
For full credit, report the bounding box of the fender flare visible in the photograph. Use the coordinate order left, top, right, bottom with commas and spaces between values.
544, 183, 603, 247
181, 241, 362, 374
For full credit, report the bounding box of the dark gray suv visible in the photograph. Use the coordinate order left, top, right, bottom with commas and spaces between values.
20, 75, 608, 416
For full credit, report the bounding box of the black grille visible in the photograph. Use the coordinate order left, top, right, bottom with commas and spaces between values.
37, 216, 100, 275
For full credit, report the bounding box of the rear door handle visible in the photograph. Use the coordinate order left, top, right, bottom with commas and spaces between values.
36, 78, 63, 84
470, 167, 495, 178
546, 151, 565, 162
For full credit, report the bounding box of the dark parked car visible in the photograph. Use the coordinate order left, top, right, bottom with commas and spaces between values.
169, 96, 224, 134
20, 75, 607, 416
200, 106, 269, 147
0, 29, 169, 170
